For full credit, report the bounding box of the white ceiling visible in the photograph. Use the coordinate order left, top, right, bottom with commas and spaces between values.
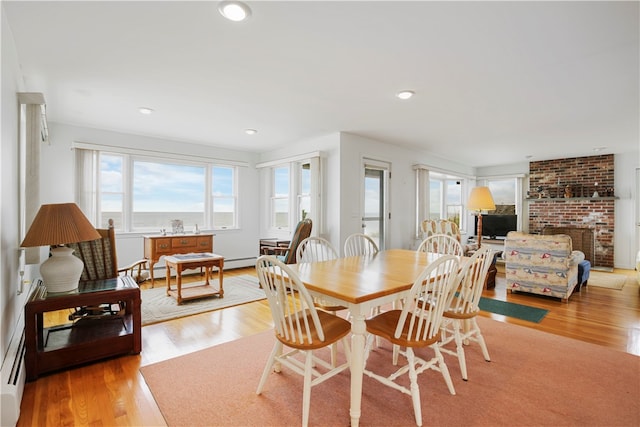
4, 1, 639, 168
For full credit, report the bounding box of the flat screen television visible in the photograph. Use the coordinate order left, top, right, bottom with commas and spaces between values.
474, 214, 517, 239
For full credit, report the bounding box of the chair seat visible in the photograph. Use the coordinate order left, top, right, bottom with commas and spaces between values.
277, 310, 351, 350
443, 298, 481, 320
366, 310, 440, 348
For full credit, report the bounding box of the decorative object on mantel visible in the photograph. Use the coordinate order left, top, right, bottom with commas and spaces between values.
20, 203, 101, 293
467, 186, 496, 248
564, 185, 573, 198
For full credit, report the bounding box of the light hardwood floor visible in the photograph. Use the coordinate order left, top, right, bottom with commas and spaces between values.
17, 267, 640, 427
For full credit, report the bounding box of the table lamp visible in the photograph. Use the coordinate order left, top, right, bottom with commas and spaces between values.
20, 203, 101, 293
467, 186, 496, 248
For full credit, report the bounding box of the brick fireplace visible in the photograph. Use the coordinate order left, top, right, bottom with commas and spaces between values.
528, 154, 615, 268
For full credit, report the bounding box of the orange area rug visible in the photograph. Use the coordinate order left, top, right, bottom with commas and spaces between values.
140, 317, 639, 426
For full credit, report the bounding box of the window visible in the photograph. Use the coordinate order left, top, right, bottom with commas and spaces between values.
76, 147, 238, 232
99, 154, 124, 229
132, 160, 205, 230
271, 166, 290, 228
477, 175, 525, 231
486, 179, 516, 214
445, 179, 462, 226
298, 163, 311, 220
261, 155, 321, 232
429, 173, 464, 228
212, 166, 237, 229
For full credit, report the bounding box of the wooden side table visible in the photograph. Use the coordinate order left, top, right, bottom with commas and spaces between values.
164, 253, 224, 305
24, 276, 141, 381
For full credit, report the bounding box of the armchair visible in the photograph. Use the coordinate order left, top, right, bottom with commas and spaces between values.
67, 218, 149, 283
420, 219, 476, 254
504, 231, 585, 302
262, 218, 312, 264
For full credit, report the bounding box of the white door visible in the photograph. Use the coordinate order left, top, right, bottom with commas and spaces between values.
362, 159, 390, 250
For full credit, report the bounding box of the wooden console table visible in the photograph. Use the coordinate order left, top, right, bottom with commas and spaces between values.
144, 233, 214, 286
24, 276, 141, 381
164, 253, 224, 305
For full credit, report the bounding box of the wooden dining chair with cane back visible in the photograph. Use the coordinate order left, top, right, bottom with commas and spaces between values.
363, 254, 460, 427
263, 218, 312, 264
439, 245, 493, 380
255, 255, 351, 427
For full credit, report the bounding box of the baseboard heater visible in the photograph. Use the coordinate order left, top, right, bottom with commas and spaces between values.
1, 312, 26, 427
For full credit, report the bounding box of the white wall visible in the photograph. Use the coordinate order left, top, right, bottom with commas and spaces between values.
0, 7, 37, 368
43, 123, 262, 270
338, 132, 475, 251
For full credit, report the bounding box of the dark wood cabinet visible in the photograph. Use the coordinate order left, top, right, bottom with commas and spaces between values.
24, 276, 141, 381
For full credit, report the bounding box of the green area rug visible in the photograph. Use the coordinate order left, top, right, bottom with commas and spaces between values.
478, 297, 548, 323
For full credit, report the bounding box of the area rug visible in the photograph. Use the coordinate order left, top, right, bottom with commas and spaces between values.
478, 297, 548, 323
141, 275, 265, 325
587, 271, 627, 290
140, 317, 639, 427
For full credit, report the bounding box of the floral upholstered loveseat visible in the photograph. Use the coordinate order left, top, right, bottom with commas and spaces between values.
504, 231, 585, 302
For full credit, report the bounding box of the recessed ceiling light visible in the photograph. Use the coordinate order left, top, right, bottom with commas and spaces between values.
139, 107, 154, 115
245, 129, 257, 135
218, 1, 252, 22
396, 90, 415, 100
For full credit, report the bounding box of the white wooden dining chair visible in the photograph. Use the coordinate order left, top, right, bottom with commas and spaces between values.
439, 245, 493, 380
417, 233, 463, 256
255, 255, 351, 427
296, 236, 339, 263
296, 236, 346, 366
363, 255, 460, 427
343, 233, 379, 257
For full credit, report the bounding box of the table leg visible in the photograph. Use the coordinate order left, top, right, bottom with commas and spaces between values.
349, 308, 366, 427
218, 259, 224, 297
176, 266, 183, 305
150, 258, 158, 287
165, 264, 171, 296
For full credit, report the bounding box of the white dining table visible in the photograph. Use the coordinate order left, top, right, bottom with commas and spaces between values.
292, 249, 445, 427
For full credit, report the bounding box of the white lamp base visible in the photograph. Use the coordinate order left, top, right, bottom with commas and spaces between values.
40, 246, 84, 293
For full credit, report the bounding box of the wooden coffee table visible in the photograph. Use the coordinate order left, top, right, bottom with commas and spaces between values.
164, 253, 224, 305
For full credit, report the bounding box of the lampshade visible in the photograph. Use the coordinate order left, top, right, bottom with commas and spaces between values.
20, 203, 100, 293
467, 187, 496, 211
20, 203, 101, 247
